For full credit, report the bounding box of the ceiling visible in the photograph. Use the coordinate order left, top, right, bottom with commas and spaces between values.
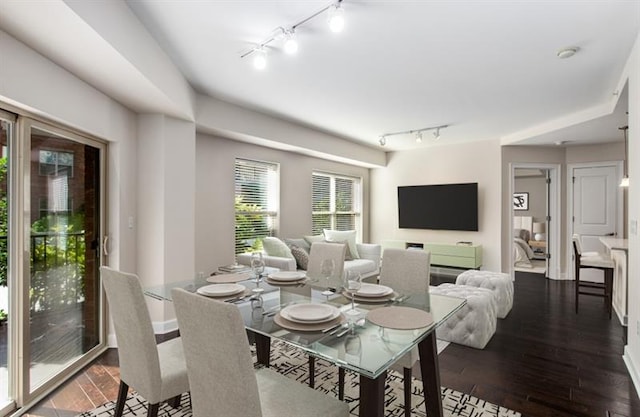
124, 0, 637, 151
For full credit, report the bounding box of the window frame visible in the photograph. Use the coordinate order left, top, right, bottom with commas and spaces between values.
311, 171, 362, 239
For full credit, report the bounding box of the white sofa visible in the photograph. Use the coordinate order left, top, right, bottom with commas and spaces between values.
237, 243, 381, 281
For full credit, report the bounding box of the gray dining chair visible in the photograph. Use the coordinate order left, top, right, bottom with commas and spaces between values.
100, 266, 189, 417
171, 288, 349, 417
378, 248, 431, 417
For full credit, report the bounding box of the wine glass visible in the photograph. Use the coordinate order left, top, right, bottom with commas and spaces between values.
345, 270, 362, 315
320, 259, 335, 298
250, 252, 265, 283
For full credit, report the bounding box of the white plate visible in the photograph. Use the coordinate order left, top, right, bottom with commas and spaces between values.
196, 283, 245, 297
281, 303, 339, 323
267, 271, 307, 282
355, 283, 393, 298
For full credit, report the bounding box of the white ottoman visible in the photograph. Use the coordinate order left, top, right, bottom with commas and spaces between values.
430, 284, 497, 349
456, 270, 513, 318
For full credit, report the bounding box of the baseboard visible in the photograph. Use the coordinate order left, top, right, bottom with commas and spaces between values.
623, 346, 640, 399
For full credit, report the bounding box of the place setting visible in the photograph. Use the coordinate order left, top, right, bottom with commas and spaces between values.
273, 302, 346, 332
195, 283, 251, 302
341, 282, 398, 304
206, 272, 252, 284
265, 270, 308, 286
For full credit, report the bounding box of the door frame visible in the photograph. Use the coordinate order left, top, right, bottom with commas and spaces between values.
566, 161, 624, 280
509, 163, 561, 280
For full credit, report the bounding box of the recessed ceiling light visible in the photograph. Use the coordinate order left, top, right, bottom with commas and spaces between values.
557, 47, 578, 59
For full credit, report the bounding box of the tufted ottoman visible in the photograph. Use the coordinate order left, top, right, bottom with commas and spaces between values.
430, 284, 497, 349
456, 270, 513, 318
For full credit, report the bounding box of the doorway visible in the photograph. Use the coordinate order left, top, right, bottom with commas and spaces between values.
0, 109, 108, 415
510, 163, 561, 280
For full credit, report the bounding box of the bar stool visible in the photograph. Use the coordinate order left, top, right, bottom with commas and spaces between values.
572, 234, 614, 319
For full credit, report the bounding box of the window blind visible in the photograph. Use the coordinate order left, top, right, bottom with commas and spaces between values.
235, 158, 279, 254
312, 172, 361, 236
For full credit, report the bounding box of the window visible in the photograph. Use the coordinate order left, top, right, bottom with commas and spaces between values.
39, 150, 74, 177
312, 172, 362, 237
234, 158, 279, 254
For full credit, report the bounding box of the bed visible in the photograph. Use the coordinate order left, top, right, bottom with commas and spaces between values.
513, 216, 546, 274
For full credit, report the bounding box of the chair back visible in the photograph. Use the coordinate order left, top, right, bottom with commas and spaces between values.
172, 288, 263, 417
307, 242, 347, 283
572, 234, 583, 256
379, 249, 431, 294
100, 266, 162, 401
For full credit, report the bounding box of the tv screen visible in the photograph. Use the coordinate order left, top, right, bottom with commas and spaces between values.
397, 183, 478, 231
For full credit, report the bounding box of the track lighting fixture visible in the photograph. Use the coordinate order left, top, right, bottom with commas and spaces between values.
328, 3, 345, 33
252, 47, 267, 70
378, 125, 449, 147
241, 1, 346, 69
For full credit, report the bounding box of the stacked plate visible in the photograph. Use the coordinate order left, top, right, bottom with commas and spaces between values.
344, 283, 396, 303
275, 303, 344, 331
266, 271, 307, 286
196, 283, 246, 298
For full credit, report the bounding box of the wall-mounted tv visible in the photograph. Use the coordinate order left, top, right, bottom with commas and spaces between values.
397, 183, 478, 231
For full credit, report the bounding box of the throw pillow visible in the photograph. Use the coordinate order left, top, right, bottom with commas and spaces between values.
284, 238, 310, 252
324, 239, 353, 261
323, 229, 360, 259
290, 245, 309, 270
303, 234, 325, 246
262, 237, 294, 259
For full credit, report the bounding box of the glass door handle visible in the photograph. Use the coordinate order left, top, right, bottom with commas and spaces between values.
103, 235, 109, 256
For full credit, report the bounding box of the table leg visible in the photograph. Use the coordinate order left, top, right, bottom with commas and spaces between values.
359, 370, 386, 417
254, 332, 271, 367
418, 332, 443, 417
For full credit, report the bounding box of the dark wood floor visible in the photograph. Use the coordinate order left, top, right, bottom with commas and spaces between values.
23, 272, 640, 417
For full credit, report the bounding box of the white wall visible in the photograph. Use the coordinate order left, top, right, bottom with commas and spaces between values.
195, 133, 371, 276
370, 139, 502, 272
623, 32, 640, 396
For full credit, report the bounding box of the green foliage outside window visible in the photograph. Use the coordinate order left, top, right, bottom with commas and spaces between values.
234, 195, 267, 254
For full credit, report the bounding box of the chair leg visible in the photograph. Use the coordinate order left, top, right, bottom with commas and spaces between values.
147, 403, 159, 417
114, 381, 129, 417
605, 268, 614, 319
575, 266, 580, 314
403, 367, 412, 417
167, 394, 182, 408
308, 356, 315, 388
338, 367, 345, 400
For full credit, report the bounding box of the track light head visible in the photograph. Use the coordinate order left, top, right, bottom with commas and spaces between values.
415, 131, 423, 143
379, 136, 386, 147
283, 29, 298, 54
433, 128, 441, 140
253, 47, 267, 70
328, 3, 345, 33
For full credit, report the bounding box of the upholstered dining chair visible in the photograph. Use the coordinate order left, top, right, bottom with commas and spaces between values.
307, 241, 347, 284
378, 248, 431, 417
171, 288, 349, 417
306, 241, 347, 388
100, 267, 189, 417
572, 234, 615, 318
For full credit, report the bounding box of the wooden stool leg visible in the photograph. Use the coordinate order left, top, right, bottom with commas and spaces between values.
605, 268, 614, 319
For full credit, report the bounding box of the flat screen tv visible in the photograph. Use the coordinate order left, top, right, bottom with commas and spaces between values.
397, 183, 478, 231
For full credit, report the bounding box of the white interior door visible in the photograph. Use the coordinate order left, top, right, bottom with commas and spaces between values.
572, 165, 618, 282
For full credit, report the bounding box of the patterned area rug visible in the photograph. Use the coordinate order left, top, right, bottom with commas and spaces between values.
77, 340, 520, 417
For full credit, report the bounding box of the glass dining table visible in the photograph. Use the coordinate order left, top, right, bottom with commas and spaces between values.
144, 276, 466, 417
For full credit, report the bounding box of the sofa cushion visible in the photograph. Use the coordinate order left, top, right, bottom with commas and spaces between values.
304, 234, 325, 246
290, 246, 309, 270
323, 240, 353, 261
262, 237, 294, 259
343, 259, 376, 278
323, 229, 360, 259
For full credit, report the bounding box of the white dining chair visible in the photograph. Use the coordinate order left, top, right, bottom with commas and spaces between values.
100, 266, 189, 417
378, 248, 431, 417
306, 241, 347, 388
171, 288, 349, 417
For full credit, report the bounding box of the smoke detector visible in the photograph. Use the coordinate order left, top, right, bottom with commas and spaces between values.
557, 47, 578, 59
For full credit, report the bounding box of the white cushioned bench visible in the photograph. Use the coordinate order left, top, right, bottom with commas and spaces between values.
430, 284, 497, 349
456, 270, 513, 318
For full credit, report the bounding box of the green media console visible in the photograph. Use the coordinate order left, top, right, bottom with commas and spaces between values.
382, 240, 483, 269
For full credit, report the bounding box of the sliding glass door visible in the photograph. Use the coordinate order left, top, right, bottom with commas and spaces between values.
0, 109, 107, 414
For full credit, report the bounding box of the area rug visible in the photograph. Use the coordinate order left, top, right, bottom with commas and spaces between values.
77, 340, 520, 417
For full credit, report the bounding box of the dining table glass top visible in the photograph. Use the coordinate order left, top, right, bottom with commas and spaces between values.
144, 276, 465, 379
